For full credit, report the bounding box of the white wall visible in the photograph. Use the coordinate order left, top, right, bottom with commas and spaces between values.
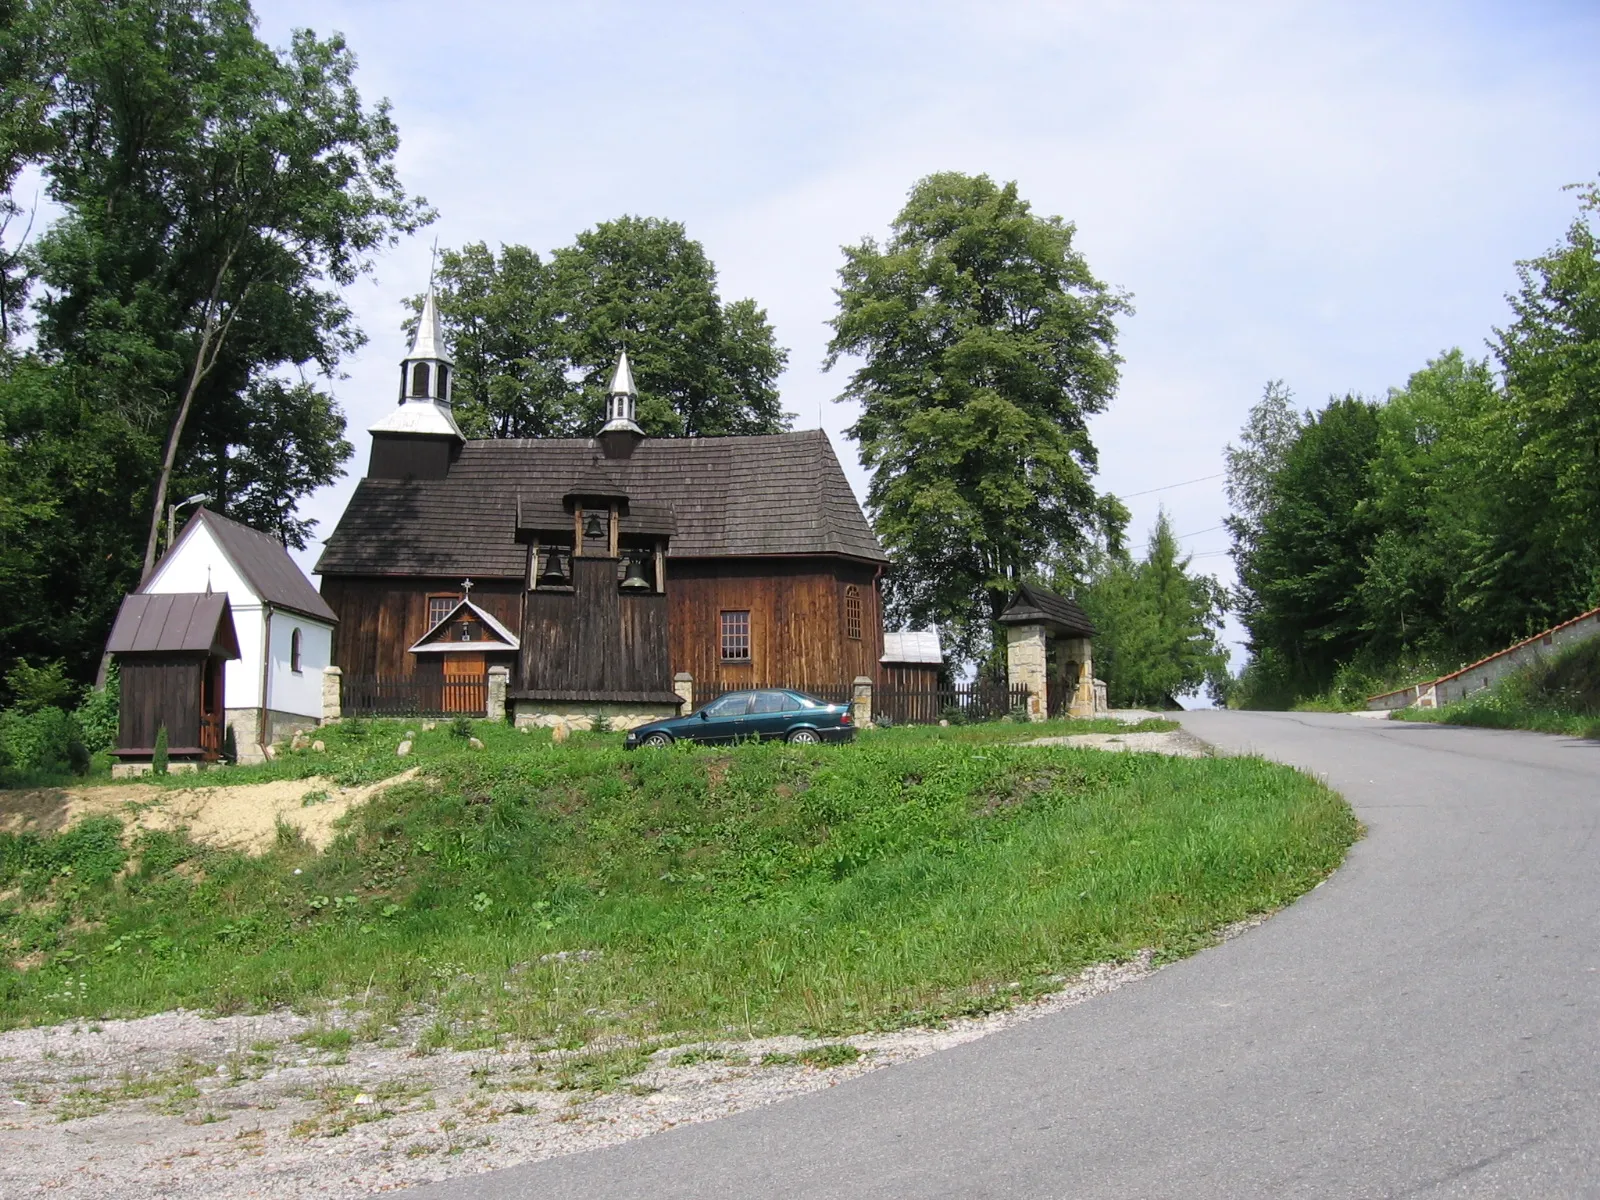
268, 617, 333, 719
143, 520, 332, 720
145, 523, 265, 712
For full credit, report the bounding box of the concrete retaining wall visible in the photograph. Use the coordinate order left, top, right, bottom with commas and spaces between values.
1366, 606, 1600, 711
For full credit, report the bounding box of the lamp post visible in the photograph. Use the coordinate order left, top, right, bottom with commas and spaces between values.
166, 493, 210, 553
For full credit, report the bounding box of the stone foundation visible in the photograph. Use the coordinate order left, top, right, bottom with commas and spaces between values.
225, 708, 322, 763
511, 700, 681, 732
112, 760, 201, 779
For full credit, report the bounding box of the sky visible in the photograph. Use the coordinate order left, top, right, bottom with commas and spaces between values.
248, 0, 1600, 687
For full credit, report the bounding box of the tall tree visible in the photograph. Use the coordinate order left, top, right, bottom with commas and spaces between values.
827, 172, 1130, 663
422, 241, 572, 439
1494, 179, 1600, 610
422, 220, 790, 439
1235, 395, 1383, 699
1075, 511, 1230, 707
24, 0, 432, 575
550, 216, 788, 436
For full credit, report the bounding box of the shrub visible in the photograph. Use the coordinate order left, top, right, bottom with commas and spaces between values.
5, 658, 79, 713
152, 725, 169, 776
591, 713, 612, 734
449, 715, 473, 739
74, 662, 119, 753
0, 707, 90, 775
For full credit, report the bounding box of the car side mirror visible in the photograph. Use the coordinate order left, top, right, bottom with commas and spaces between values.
698, 710, 708, 720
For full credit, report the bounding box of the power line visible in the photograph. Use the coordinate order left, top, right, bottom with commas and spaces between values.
1119, 472, 1225, 500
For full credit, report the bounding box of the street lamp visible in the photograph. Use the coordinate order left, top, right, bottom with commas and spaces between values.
167, 493, 210, 552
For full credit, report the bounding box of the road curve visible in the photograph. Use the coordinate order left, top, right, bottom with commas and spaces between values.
405, 712, 1600, 1199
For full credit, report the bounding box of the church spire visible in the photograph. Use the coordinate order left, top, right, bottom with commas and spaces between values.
370, 277, 463, 443
600, 350, 642, 435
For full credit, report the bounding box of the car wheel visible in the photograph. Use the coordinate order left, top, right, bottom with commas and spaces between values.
642, 732, 673, 748
787, 728, 821, 745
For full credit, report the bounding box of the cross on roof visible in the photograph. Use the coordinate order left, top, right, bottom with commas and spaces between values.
460, 577, 473, 596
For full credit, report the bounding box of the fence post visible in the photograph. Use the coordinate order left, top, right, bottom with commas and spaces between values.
852, 676, 874, 728
321, 666, 342, 723
486, 665, 509, 721
673, 672, 694, 712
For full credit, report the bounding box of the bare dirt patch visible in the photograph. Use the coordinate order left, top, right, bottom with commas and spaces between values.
0, 770, 420, 855
1024, 729, 1212, 757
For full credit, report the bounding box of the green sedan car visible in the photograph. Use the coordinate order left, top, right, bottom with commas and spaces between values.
624, 689, 856, 748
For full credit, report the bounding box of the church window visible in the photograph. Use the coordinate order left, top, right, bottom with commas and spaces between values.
844, 585, 862, 641
290, 628, 303, 673
411, 361, 431, 397
720, 611, 751, 662
428, 594, 457, 630
437, 364, 450, 398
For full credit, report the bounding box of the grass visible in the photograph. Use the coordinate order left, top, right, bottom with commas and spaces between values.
0, 716, 1356, 1050
1393, 636, 1600, 739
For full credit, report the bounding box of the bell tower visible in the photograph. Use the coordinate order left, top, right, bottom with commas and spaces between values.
367, 283, 465, 480
598, 350, 644, 460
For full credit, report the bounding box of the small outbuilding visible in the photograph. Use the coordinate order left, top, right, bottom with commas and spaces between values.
1000, 582, 1101, 719
106, 592, 240, 776
143, 508, 337, 760
877, 629, 946, 724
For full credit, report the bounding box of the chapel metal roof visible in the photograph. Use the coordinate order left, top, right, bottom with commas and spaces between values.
106, 592, 240, 657
882, 629, 944, 664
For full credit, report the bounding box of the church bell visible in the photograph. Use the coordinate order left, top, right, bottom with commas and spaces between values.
537, 548, 568, 586
583, 511, 606, 540
619, 557, 653, 591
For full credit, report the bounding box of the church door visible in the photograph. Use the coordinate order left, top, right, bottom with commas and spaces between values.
442, 653, 486, 714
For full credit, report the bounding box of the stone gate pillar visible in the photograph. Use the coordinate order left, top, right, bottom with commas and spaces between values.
1007, 624, 1048, 721
321, 666, 342, 723
486, 665, 510, 722
1062, 636, 1097, 718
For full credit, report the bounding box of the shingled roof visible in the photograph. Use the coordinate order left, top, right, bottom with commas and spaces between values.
998, 582, 1096, 637
316, 430, 887, 577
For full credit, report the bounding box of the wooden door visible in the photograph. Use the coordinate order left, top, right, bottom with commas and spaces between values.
200, 656, 224, 758
442, 653, 486, 714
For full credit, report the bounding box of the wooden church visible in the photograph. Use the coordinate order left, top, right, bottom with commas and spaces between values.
315, 287, 888, 727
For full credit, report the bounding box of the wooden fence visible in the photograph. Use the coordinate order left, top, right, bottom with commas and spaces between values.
342, 676, 488, 718
876, 681, 1031, 725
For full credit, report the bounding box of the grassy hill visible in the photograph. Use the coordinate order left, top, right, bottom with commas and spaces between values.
0, 719, 1357, 1049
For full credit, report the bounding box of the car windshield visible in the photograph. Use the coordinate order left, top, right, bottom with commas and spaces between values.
701, 693, 752, 717
787, 692, 822, 708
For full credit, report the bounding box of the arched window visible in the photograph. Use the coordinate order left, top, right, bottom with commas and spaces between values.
437, 364, 450, 399
411, 361, 431, 397
844, 585, 862, 641
290, 627, 303, 673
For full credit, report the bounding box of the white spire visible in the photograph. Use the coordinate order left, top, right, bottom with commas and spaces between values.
373, 279, 463, 441
407, 286, 451, 364
608, 349, 636, 397
599, 350, 643, 436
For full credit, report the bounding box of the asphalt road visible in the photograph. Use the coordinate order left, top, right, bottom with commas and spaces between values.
407, 712, 1600, 1199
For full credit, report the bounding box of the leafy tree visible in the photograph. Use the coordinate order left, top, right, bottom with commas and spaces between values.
421, 221, 790, 439
827, 172, 1130, 663
1075, 512, 1230, 707
21, 0, 432, 575
5, 657, 77, 712
1236, 396, 1382, 699
422, 242, 571, 439
552, 217, 789, 437
1493, 180, 1600, 612
0, 0, 427, 684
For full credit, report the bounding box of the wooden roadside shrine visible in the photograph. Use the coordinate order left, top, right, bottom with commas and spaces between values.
106, 592, 240, 772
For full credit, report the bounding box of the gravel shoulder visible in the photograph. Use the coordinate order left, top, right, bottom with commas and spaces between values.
0, 944, 1225, 1199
